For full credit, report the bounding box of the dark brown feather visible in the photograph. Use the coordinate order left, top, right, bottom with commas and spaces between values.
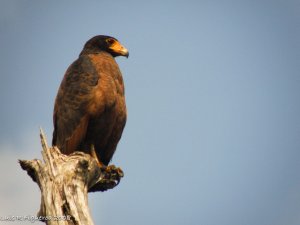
53, 50, 127, 165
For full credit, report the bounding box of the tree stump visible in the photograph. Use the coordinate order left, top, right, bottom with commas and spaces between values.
19, 129, 123, 225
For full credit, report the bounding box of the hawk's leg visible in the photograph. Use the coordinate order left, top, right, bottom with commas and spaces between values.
90, 144, 105, 168
90, 144, 124, 184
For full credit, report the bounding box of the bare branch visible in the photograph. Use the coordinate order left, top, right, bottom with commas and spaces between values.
19, 130, 123, 225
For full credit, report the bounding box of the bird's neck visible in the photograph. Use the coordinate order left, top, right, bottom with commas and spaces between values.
79, 49, 113, 58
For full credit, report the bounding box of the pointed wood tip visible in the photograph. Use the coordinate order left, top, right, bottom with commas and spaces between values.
39, 127, 49, 150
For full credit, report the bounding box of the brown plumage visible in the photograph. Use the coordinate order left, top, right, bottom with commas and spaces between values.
52, 35, 129, 166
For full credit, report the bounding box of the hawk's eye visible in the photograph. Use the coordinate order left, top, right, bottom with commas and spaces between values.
106, 38, 115, 45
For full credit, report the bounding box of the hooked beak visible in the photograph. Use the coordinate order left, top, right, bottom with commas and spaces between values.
109, 41, 129, 58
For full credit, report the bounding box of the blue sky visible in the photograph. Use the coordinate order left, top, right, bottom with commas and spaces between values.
0, 1, 299, 225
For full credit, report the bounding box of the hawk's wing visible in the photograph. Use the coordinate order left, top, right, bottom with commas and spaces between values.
52, 55, 100, 154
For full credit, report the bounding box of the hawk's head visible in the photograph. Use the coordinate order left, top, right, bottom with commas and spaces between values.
81, 35, 129, 58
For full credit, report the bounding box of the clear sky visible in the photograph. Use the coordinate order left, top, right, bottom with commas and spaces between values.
0, 1, 299, 225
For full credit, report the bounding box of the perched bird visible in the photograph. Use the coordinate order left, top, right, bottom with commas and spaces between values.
52, 35, 129, 167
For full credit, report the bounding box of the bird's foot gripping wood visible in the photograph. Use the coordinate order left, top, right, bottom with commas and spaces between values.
89, 144, 124, 192
89, 165, 124, 192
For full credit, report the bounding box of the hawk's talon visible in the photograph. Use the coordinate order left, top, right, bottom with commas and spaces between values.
88, 164, 124, 192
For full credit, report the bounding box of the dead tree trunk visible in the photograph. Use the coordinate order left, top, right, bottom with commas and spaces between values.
19, 129, 123, 225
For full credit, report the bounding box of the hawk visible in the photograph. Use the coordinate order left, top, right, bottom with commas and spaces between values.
52, 35, 129, 167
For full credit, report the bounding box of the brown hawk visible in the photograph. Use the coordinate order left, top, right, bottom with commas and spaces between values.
52, 35, 129, 167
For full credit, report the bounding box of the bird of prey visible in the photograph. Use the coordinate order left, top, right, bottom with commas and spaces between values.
52, 35, 129, 167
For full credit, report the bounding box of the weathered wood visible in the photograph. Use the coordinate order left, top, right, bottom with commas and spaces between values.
19, 129, 123, 225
